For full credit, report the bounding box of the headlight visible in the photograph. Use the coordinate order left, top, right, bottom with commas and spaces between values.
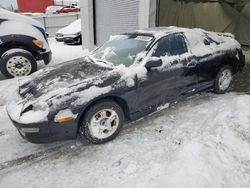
54, 109, 78, 123
33, 40, 44, 48
76, 32, 81, 36
56, 33, 63, 37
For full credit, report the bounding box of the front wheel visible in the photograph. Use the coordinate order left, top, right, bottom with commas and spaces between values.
0, 49, 37, 78
214, 65, 233, 94
79, 100, 124, 144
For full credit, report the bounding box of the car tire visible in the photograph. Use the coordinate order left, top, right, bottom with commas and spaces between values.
79, 100, 124, 144
214, 65, 233, 94
0, 49, 37, 78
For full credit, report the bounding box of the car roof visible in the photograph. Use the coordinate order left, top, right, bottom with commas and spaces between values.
125, 26, 190, 38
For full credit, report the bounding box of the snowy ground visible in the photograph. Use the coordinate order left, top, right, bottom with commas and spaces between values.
0, 39, 250, 188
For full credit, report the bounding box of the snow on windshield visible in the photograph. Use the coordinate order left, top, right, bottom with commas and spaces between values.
92, 35, 153, 67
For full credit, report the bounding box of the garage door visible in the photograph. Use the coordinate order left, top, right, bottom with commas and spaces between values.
95, 0, 139, 46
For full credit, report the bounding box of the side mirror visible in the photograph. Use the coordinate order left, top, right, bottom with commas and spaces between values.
145, 58, 163, 69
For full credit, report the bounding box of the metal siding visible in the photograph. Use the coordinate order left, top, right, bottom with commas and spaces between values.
31, 13, 80, 36
95, 0, 139, 46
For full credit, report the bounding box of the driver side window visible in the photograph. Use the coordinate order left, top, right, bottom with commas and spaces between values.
152, 33, 188, 57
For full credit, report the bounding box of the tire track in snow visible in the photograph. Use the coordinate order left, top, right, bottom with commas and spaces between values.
0, 142, 76, 173
0, 94, 215, 176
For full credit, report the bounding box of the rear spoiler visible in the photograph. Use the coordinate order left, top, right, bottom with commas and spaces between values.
217, 32, 235, 39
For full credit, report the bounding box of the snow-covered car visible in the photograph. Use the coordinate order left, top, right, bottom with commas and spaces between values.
7, 27, 245, 144
55, 19, 81, 45
45, 5, 64, 14
0, 8, 52, 78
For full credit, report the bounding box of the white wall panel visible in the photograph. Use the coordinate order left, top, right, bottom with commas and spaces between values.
95, 0, 139, 46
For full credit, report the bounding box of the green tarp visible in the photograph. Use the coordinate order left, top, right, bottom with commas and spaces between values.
158, 0, 250, 45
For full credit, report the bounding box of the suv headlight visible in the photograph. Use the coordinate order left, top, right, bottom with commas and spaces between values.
76, 32, 81, 36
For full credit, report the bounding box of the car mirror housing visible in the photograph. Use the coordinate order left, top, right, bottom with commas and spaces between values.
145, 58, 163, 69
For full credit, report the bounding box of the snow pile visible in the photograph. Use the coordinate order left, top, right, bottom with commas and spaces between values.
72, 85, 112, 105
137, 27, 240, 57
0, 8, 44, 29
48, 38, 89, 65
185, 28, 240, 57
0, 78, 19, 106
1, 94, 250, 187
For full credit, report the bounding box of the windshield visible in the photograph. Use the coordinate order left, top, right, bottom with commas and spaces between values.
92, 35, 153, 67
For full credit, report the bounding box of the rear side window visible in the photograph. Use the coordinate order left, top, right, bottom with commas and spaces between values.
152, 33, 188, 57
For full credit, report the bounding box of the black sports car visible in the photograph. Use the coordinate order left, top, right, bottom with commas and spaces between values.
7, 27, 245, 144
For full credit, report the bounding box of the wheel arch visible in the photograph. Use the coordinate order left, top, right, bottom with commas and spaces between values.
218, 52, 241, 74
77, 95, 131, 128
0, 42, 36, 58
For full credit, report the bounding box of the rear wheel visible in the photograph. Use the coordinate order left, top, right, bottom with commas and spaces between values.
79, 100, 124, 144
0, 49, 37, 78
214, 65, 233, 94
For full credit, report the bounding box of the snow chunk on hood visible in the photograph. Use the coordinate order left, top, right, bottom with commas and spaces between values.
72, 85, 112, 105
7, 101, 49, 124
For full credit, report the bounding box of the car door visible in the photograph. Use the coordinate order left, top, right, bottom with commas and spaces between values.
136, 33, 199, 112
195, 36, 222, 89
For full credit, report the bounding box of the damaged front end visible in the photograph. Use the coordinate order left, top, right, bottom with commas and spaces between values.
6, 99, 51, 143
6, 80, 79, 143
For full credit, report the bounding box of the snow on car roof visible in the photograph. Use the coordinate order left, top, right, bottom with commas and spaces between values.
131, 26, 240, 56
131, 27, 235, 41
130, 26, 188, 38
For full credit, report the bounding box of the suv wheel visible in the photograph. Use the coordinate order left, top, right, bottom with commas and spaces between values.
214, 65, 233, 94
0, 49, 37, 78
79, 100, 124, 144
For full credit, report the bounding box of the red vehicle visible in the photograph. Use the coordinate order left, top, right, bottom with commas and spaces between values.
55, 6, 80, 14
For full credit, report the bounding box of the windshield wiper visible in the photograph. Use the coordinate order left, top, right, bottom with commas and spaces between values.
86, 56, 95, 64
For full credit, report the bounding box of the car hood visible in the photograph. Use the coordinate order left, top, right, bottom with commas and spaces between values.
57, 19, 81, 35
0, 8, 44, 30
19, 58, 115, 101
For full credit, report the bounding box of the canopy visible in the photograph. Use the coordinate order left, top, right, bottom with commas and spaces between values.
158, 0, 250, 45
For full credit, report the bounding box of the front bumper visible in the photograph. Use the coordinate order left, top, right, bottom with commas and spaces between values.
55, 37, 64, 42
7, 107, 79, 144
37, 50, 52, 65
63, 36, 81, 45
8, 116, 52, 144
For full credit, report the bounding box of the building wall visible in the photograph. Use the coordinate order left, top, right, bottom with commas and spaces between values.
80, 0, 155, 49
17, 0, 54, 13
95, 0, 139, 46
32, 13, 80, 36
